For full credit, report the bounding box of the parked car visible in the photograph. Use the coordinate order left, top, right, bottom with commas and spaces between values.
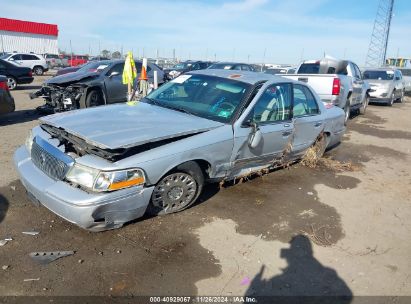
164, 61, 212, 79
15, 69, 346, 231
0, 53, 48, 76
208, 62, 255, 71
44, 54, 63, 69
397, 68, 411, 95
363, 68, 405, 106
0, 75, 15, 115
0, 59, 34, 90
283, 57, 370, 124
68, 55, 88, 67
30, 59, 165, 112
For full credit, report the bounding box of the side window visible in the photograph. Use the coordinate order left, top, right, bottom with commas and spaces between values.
233, 65, 242, 71
108, 63, 124, 75
293, 85, 319, 116
241, 65, 251, 71
354, 64, 362, 79
22, 55, 32, 60
11, 54, 22, 60
251, 83, 292, 123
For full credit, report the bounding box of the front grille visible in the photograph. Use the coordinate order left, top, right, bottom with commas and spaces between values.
31, 140, 69, 180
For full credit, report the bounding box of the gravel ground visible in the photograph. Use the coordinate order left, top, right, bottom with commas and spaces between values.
0, 76, 410, 299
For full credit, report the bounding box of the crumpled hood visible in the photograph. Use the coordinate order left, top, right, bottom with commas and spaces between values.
46, 71, 100, 85
40, 102, 224, 149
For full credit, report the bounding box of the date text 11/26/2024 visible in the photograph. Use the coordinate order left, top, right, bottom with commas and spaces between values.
149, 296, 258, 303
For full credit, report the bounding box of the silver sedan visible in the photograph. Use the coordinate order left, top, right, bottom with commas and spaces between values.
14, 70, 346, 231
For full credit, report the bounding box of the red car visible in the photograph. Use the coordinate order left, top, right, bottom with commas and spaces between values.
68, 55, 88, 67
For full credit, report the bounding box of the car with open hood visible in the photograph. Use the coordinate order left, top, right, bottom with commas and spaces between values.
30, 59, 165, 112
14, 69, 346, 231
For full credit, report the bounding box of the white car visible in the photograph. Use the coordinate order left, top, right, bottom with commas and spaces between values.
0, 53, 48, 76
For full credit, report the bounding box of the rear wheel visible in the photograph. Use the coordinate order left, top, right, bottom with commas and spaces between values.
313, 134, 328, 159
7, 77, 17, 90
33, 66, 44, 76
147, 161, 204, 216
344, 102, 350, 125
85, 89, 103, 108
359, 95, 368, 115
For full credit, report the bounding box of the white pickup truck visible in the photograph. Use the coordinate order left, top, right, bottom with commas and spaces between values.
282, 58, 370, 124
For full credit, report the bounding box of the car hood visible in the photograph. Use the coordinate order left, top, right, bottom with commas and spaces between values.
40, 102, 224, 150
46, 71, 100, 85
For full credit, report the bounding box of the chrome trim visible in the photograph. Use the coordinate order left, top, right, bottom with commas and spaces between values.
34, 136, 75, 166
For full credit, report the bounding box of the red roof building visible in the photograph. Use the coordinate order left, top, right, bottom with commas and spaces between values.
0, 18, 59, 54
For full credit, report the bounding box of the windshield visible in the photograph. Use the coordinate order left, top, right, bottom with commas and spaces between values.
171, 62, 191, 70
77, 61, 110, 73
0, 54, 10, 59
363, 70, 394, 80
144, 74, 251, 123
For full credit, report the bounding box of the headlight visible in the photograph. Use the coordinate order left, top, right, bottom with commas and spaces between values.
25, 130, 34, 152
66, 164, 99, 189
66, 164, 145, 192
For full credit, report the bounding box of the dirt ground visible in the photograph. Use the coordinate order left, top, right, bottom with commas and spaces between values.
0, 76, 410, 300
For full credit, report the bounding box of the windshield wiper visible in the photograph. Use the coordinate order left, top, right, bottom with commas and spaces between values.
144, 98, 196, 116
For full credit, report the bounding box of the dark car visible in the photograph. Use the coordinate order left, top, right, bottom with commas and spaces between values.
0, 59, 34, 90
164, 61, 212, 79
208, 62, 255, 72
31, 59, 165, 112
0, 75, 15, 115
55, 62, 90, 76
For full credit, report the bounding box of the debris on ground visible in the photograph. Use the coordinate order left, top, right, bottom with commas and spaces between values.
240, 276, 251, 286
0, 240, 8, 246
23, 278, 40, 282
5, 237, 13, 241
307, 192, 314, 196
10, 186, 16, 191
22, 231, 40, 236
78, 259, 84, 264
2, 265, 9, 270
29, 251, 75, 265
301, 147, 360, 172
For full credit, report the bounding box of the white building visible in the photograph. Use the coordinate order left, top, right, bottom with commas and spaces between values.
0, 17, 58, 54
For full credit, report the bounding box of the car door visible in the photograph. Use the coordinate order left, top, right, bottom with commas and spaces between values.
291, 84, 324, 156
104, 63, 127, 103
9, 54, 23, 66
230, 82, 294, 176
394, 70, 404, 98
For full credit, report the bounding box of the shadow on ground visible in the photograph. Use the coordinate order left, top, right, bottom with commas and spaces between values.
246, 235, 352, 303
0, 194, 9, 224
0, 109, 43, 126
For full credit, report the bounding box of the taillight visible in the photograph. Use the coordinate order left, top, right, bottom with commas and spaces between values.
29, 70, 33, 77
0, 80, 9, 91
332, 78, 341, 95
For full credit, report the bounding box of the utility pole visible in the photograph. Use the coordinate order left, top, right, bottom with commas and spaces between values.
365, 0, 395, 67
261, 48, 266, 72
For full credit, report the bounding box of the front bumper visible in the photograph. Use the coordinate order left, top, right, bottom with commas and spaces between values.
17, 77, 34, 85
369, 97, 391, 104
14, 146, 154, 231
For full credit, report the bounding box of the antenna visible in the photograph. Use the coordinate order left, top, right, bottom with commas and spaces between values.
365, 0, 394, 67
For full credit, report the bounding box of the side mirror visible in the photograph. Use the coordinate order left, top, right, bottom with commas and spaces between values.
248, 122, 262, 149
9, 58, 14, 61
109, 71, 120, 78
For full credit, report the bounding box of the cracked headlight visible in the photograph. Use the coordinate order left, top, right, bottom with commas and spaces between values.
66, 164, 145, 192
25, 130, 34, 152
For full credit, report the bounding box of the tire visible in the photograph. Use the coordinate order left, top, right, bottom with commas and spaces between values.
398, 90, 405, 103
7, 77, 17, 90
85, 89, 103, 108
359, 95, 368, 115
147, 161, 204, 216
33, 66, 44, 76
313, 134, 328, 159
387, 91, 395, 106
344, 102, 350, 125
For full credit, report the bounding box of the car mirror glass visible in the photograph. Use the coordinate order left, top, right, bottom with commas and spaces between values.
109, 71, 119, 77
248, 122, 262, 149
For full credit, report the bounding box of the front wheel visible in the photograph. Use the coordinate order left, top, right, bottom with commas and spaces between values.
387, 91, 395, 106
85, 89, 103, 108
398, 90, 405, 103
147, 161, 204, 215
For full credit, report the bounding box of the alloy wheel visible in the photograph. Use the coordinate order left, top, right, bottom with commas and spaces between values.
7, 77, 17, 90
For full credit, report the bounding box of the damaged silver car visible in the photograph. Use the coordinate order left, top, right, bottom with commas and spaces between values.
14, 70, 346, 231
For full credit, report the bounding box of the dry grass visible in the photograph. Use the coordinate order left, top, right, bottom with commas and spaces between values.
301, 146, 360, 172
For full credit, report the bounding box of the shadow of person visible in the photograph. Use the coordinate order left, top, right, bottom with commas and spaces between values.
0, 194, 9, 224
246, 235, 352, 303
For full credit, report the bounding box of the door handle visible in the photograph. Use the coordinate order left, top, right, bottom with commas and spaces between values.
282, 130, 292, 137
314, 122, 322, 127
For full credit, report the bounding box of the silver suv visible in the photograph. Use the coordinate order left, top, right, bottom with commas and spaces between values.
0, 53, 48, 76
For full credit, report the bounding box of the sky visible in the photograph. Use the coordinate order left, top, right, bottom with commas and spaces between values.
2, 0, 411, 65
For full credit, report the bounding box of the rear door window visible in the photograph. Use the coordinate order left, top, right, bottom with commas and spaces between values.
293, 84, 319, 117
298, 63, 320, 74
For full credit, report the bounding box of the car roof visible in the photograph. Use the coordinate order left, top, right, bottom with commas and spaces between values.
189, 69, 292, 85
211, 62, 249, 65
